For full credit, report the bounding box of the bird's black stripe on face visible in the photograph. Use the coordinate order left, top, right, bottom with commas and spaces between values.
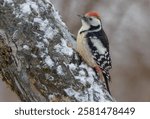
89, 25, 100, 31
80, 25, 100, 34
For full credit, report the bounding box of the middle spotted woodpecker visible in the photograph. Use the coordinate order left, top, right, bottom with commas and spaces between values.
77, 11, 112, 94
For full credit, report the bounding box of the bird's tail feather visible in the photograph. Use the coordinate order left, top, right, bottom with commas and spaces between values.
102, 71, 111, 95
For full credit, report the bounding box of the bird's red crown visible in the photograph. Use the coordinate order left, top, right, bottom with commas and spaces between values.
85, 11, 100, 19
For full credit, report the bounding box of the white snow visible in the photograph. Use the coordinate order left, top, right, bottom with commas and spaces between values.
23, 45, 29, 50
44, 27, 58, 39
79, 64, 95, 76
40, 52, 46, 58
43, 38, 49, 45
74, 76, 86, 85
75, 70, 95, 85
20, 1, 38, 15
68, 62, 96, 85
79, 70, 86, 76
5, 0, 13, 4
36, 42, 44, 49
33, 17, 42, 23
45, 48, 48, 54
54, 38, 73, 56
64, 88, 88, 101
20, 3, 31, 14
31, 53, 37, 58
56, 65, 64, 75
34, 17, 58, 39
64, 80, 110, 101
34, 18, 49, 31
68, 63, 77, 71
68, 62, 98, 92
45, 56, 54, 68
51, 5, 66, 26
48, 94, 55, 100
64, 88, 75, 97
88, 83, 107, 102
65, 61, 110, 101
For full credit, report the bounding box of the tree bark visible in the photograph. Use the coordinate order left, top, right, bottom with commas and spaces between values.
0, 0, 114, 102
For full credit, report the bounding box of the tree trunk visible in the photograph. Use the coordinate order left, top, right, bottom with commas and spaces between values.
0, 0, 114, 102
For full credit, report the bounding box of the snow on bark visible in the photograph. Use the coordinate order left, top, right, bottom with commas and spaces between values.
0, 0, 114, 101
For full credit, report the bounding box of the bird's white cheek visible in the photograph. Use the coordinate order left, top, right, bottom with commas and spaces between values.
80, 20, 90, 31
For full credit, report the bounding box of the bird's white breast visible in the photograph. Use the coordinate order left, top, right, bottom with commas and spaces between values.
77, 31, 97, 67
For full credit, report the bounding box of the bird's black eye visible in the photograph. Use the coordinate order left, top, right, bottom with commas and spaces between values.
89, 18, 93, 21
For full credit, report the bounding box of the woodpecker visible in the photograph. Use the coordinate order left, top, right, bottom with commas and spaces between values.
77, 11, 112, 94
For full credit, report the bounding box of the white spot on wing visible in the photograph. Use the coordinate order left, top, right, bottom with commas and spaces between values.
91, 39, 106, 54
98, 56, 104, 61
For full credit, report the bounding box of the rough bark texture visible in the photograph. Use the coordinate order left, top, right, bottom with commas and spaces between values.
0, 0, 114, 102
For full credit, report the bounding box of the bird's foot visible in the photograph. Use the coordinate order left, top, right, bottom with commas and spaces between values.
94, 66, 104, 81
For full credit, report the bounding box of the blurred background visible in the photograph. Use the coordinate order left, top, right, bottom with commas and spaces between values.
0, 0, 150, 101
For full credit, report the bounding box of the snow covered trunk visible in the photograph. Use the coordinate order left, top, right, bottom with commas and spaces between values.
0, 0, 114, 101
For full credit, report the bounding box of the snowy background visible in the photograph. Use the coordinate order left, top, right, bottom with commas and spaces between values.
0, 0, 150, 101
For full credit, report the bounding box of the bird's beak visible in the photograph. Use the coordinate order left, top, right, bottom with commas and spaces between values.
77, 14, 88, 21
